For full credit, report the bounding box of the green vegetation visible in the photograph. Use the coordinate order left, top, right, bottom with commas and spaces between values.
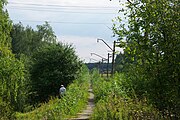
30, 43, 82, 104
10, 11, 82, 110
0, 0, 27, 119
0, 0, 12, 48
0, 0, 179, 119
16, 66, 90, 120
0, 1, 85, 119
112, 0, 179, 119
11, 22, 57, 56
91, 70, 163, 120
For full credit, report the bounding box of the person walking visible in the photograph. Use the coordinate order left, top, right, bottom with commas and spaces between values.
59, 85, 66, 97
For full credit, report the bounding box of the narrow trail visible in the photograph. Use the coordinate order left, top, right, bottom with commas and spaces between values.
68, 85, 94, 120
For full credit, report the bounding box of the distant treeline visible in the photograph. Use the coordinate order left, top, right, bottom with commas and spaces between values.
85, 63, 112, 73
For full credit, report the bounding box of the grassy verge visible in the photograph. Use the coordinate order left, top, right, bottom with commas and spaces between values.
16, 67, 90, 120
90, 70, 163, 120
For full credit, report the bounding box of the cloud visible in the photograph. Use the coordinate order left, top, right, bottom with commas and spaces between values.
8, 0, 121, 7
7, 0, 122, 27
58, 35, 117, 63
7, 0, 125, 63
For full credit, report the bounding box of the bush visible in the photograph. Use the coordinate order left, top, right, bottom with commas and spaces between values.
16, 66, 90, 120
0, 98, 15, 120
91, 70, 163, 120
91, 94, 163, 120
0, 47, 27, 113
30, 43, 82, 104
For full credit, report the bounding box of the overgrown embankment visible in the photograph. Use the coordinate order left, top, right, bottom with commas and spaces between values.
16, 68, 90, 120
91, 70, 164, 120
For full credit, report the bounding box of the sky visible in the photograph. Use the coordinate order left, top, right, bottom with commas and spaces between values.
6, 0, 126, 63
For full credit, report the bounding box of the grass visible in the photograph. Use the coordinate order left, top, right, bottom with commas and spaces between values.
16, 70, 90, 120
90, 70, 163, 120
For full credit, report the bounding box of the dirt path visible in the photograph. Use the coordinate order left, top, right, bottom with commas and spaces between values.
68, 86, 94, 120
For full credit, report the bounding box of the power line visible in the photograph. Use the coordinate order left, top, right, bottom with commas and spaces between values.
12, 20, 113, 25
8, 2, 120, 9
11, 19, 128, 25
8, 5, 118, 11
7, 7, 119, 14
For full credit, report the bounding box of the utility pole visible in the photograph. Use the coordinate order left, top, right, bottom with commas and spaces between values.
97, 38, 114, 76
97, 39, 120, 76
111, 41, 115, 76
91, 53, 106, 75
107, 53, 111, 78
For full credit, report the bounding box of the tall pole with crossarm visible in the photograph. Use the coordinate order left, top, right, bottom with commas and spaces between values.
97, 39, 120, 76
97, 39, 114, 75
91, 53, 107, 75
112, 41, 116, 75
107, 53, 112, 78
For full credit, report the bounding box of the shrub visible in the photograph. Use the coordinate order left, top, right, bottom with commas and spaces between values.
30, 43, 82, 104
91, 70, 163, 120
0, 98, 15, 120
91, 94, 163, 120
16, 66, 90, 120
0, 47, 27, 112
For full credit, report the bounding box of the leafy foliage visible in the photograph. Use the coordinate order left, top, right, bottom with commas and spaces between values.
1, 1, 85, 119
11, 22, 57, 56
10, 21, 59, 108
0, 0, 12, 48
114, 53, 126, 72
113, 0, 180, 118
16, 66, 89, 120
30, 43, 82, 104
0, 98, 14, 120
0, 1, 27, 119
91, 70, 163, 120
0, 50, 26, 111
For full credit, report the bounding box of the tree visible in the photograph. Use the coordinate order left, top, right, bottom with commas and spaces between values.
0, 0, 27, 115
113, 0, 180, 118
10, 22, 60, 106
30, 43, 82, 104
11, 23, 33, 55
0, 0, 11, 47
114, 53, 126, 72
36, 21, 57, 44
11, 22, 57, 56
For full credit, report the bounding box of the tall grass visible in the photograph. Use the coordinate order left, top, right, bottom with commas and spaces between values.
16, 66, 90, 120
91, 70, 163, 120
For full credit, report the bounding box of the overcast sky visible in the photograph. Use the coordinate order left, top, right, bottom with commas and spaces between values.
6, 0, 126, 63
